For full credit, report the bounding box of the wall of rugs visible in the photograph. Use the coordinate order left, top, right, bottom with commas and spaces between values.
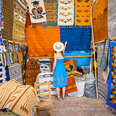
0, 39, 28, 84
13, 0, 27, 43
1, 0, 27, 44
26, 0, 92, 67
28, 0, 91, 26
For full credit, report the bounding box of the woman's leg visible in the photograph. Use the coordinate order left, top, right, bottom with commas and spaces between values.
56, 88, 60, 99
62, 87, 65, 99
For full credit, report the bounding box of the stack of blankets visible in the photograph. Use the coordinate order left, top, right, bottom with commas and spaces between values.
0, 80, 37, 116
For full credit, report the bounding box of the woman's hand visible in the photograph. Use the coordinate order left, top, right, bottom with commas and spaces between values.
65, 41, 67, 46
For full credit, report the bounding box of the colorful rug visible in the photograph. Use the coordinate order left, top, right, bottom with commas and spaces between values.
28, 0, 46, 24
64, 60, 77, 94
43, 0, 58, 26
75, 0, 92, 26
65, 75, 77, 94
58, 0, 74, 26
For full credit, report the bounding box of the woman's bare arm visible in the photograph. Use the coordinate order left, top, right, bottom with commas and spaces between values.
63, 41, 67, 53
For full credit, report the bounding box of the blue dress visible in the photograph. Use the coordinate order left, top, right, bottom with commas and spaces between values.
53, 59, 68, 88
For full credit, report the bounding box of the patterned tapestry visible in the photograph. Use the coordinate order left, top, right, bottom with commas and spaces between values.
75, 0, 92, 26
60, 26, 91, 51
58, 0, 74, 26
43, 0, 58, 26
28, 0, 46, 23
64, 60, 77, 94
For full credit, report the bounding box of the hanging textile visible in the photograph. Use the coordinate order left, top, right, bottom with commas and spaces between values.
60, 26, 91, 51
5, 66, 10, 81
0, 0, 2, 25
0, 0, 3, 31
22, 47, 28, 84
58, 0, 74, 26
25, 59, 40, 86
75, 0, 92, 26
42, 0, 58, 26
18, 51, 23, 63
28, 0, 47, 24
93, 0, 108, 43
26, 25, 60, 57
64, 60, 77, 94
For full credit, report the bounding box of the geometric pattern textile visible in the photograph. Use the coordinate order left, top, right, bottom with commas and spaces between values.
58, 0, 74, 26
43, 0, 58, 26
75, 0, 92, 26
60, 26, 91, 52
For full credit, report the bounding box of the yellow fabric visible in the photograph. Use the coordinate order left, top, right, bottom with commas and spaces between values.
75, 0, 92, 26
93, 0, 108, 43
26, 25, 60, 57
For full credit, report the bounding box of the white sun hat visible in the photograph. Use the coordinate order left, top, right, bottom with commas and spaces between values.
53, 42, 64, 52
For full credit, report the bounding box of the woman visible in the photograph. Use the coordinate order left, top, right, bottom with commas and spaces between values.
52, 41, 68, 99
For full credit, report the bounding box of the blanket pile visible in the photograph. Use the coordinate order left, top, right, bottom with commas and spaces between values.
0, 80, 37, 116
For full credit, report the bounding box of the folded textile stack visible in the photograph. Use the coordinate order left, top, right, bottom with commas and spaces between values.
0, 80, 37, 116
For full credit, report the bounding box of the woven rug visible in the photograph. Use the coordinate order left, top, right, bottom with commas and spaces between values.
75, 0, 92, 26
58, 0, 74, 26
0, 80, 37, 116
43, 0, 58, 26
28, 0, 46, 24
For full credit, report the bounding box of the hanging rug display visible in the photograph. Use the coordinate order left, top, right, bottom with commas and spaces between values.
58, 0, 74, 26
43, 0, 58, 26
75, 0, 92, 26
28, 0, 47, 24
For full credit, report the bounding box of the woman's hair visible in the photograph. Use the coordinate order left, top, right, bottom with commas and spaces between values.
55, 51, 64, 56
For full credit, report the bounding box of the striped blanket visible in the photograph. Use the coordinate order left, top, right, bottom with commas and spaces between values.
0, 80, 37, 116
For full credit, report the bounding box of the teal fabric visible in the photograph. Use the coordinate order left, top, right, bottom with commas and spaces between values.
64, 51, 91, 66
53, 59, 68, 88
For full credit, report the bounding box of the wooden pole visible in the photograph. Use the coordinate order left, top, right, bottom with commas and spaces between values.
91, 1, 98, 99
29, 55, 91, 59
